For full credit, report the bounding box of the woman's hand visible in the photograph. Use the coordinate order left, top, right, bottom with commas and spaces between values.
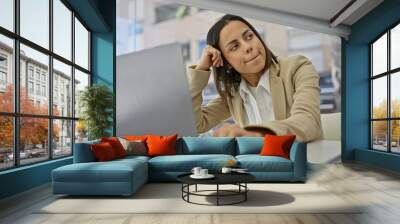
212, 123, 264, 137
195, 45, 224, 71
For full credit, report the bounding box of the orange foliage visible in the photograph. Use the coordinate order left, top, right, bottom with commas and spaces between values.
0, 84, 60, 149
372, 99, 400, 140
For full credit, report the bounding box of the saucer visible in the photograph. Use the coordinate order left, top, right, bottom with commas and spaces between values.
232, 170, 249, 174
190, 174, 215, 179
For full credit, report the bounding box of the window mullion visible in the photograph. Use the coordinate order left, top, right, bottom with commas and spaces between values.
388, 30, 391, 152
71, 10, 76, 155
370, 45, 373, 149
14, 0, 20, 167
49, 0, 54, 160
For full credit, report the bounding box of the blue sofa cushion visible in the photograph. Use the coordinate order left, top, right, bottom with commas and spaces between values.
236, 155, 293, 172
177, 137, 235, 155
115, 155, 150, 163
52, 159, 147, 183
73, 139, 101, 163
148, 154, 235, 172
236, 137, 264, 155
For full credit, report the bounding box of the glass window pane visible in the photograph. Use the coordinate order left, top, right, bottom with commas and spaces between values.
372, 121, 388, 151
53, 59, 72, 117
0, 0, 14, 31
20, 117, 49, 165
75, 120, 88, 143
391, 72, 400, 118
74, 18, 89, 70
20, 44, 49, 115
391, 120, 400, 153
74, 69, 89, 118
0, 34, 14, 112
0, 116, 14, 170
372, 76, 387, 119
372, 33, 387, 76
20, 0, 49, 49
53, 119, 72, 157
391, 24, 400, 70
53, 0, 72, 60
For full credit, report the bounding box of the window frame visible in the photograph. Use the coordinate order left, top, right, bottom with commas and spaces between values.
0, 53, 8, 88
0, 53, 7, 86
0, 0, 92, 171
0, 71, 7, 85
370, 20, 400, 154
0, 53, 7, 68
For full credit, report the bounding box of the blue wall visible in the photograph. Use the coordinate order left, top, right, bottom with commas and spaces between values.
92, 32, 114, 133
92, 33, 114, 87
343, 0, 400, 171
91, 0, 116, 135
0, 0, 115, 200
0, 158, 72, 199
343, 43, 370, 160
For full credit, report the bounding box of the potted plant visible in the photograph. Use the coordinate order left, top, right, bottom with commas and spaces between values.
79, 84, 113, 140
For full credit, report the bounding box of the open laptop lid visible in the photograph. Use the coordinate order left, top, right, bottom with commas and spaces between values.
116, 43, 198, 137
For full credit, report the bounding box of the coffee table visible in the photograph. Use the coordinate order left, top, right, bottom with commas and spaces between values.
177, 172, 255, 206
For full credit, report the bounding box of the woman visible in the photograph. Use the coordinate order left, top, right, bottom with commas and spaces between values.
188, 14, 322, 142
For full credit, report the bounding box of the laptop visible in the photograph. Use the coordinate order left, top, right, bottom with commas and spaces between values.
116, 43, 198, 137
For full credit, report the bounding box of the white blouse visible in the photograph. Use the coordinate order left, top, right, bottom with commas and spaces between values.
239, 70, 275, 124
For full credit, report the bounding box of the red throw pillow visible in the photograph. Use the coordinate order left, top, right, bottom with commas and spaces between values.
146, 134, 178, 157
259, 134, 296, 159
91, 142, 117, 161
101, 137, 127, 158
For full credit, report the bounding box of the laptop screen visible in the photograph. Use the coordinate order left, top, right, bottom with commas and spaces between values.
116, 43, 198, 137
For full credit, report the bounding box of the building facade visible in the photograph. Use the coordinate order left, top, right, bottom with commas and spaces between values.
0, 41, 77, 156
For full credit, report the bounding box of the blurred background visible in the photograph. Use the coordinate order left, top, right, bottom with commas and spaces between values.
116, 0, 342, 117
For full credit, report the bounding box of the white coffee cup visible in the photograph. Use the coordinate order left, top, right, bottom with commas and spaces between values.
200, 169, 208, 176
191, 167, 202, 176
221, 167, 232, 174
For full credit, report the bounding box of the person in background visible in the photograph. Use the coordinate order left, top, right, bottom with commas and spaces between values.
188, 14, 322, 142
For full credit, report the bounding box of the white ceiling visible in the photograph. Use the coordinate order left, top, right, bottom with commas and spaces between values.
173, 0, 384, 38
226, 0, 353, 24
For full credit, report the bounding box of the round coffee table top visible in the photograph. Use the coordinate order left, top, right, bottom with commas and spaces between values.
177, 172, 255, 185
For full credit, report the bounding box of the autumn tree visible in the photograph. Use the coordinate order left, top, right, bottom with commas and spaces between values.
372, 99, 400, 143
0, 84, 60, 151
0, 85, 14, 149
76, 119, 87, 142
391, 99, 400, 143
372, 100, 387, 139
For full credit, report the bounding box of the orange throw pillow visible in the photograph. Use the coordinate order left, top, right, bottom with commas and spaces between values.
91, 142, 117, 161
101, 137, 127, 158
259, 134, 296, 159
146, 134, 178, 157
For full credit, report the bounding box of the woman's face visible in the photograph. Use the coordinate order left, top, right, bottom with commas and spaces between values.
218, 20, 266, 76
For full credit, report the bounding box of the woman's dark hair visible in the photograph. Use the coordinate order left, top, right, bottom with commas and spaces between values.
206, 14, 277, 100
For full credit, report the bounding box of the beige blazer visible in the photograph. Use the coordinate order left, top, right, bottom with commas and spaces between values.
187, 55, 322, 143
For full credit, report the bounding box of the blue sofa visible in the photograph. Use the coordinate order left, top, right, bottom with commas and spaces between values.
52, 137, 307, 196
